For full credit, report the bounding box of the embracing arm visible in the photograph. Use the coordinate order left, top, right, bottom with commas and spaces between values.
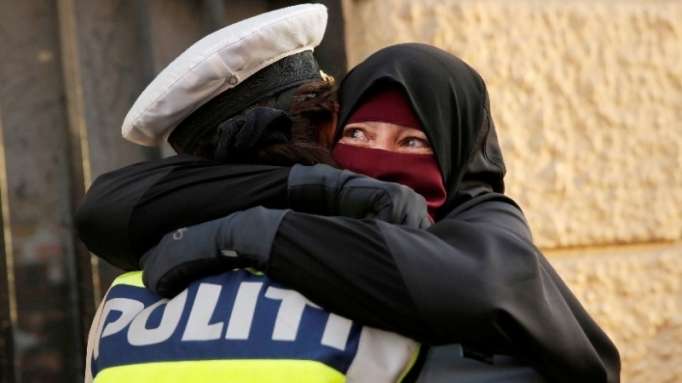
77, 160, 427, 270
75, 155, 290, 270
257, 196, 620, 383
138, 191, 619, 381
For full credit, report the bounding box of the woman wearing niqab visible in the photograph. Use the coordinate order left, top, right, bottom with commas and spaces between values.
77, 44, 620, 382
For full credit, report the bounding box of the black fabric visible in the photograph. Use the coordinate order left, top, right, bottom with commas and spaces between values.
267, 196, 619, 383
337, 43, 506, 218
140, 206, 288, 297
75, 155, 290, 270
414, 344, 545, 383
75, 160, 171, 270
169, 51, 321, 152
214, 107, 292, 162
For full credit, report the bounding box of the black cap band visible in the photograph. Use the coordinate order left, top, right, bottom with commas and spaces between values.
169, 51, 321, 152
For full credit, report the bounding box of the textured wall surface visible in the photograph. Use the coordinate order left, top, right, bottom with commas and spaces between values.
549, 243, 682, 383
343, 0, 682, 249
342, 1, 682, 382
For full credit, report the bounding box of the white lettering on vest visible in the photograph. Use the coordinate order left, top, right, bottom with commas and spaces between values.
182, 283, 223, 341
95, 298, 144, 358
295, 299, 353, 350
127, 290, 188, 346
264, 287, 316, 341
321, 313, 353, 351
97, 280, 354, 352
225, 281, 263, 339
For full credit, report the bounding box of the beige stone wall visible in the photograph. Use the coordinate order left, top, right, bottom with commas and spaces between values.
342, 0, 682, 382
548, 243, 682, 383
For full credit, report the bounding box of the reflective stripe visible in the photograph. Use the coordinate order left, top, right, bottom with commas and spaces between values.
110, 271, 144, 288
93, 359, 345, 383
397, 344, 421, 383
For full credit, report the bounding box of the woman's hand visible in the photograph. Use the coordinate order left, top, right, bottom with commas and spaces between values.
287, 164, 432, 229
140, 206, 286, 297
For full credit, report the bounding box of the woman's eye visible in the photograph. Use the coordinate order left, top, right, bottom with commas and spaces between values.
403, 137, 430, 148
345, 128, 368, 141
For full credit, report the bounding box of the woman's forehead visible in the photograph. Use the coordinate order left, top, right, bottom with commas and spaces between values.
345, 85, 421, 127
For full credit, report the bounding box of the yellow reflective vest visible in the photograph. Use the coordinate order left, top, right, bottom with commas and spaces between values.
85, 270, 420, 383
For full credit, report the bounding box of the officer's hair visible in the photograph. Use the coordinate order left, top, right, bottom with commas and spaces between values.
170, 79, 338, 167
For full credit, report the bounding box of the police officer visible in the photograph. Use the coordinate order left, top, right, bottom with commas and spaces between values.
83, 5, 425, 382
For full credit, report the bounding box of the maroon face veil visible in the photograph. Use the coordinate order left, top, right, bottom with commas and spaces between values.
333, 143, 446, 220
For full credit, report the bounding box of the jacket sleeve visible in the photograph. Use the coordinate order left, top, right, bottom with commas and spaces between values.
75, 155, 290, 270
264, 195, 620, 383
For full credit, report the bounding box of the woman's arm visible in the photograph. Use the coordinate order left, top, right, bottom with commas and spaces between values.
258, 196, 619, 383
75, 155, 290, 270
77, 160, 428, 270
139, 193, 619, 382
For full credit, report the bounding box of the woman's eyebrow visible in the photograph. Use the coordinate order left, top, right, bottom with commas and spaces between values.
400, 128, 428, 137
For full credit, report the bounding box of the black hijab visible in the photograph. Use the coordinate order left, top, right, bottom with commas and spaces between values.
337, 43, 506, 217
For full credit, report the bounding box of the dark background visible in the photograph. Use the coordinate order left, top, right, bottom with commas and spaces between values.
0, 1, 346, 382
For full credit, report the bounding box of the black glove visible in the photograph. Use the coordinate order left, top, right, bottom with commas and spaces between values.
140, 206, 287, 297
288, 164, 431, 229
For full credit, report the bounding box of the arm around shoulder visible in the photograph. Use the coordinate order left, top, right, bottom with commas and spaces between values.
265, 194, 620, 382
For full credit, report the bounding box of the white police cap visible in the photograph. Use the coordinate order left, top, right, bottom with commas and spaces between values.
122, 4, 328, 146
